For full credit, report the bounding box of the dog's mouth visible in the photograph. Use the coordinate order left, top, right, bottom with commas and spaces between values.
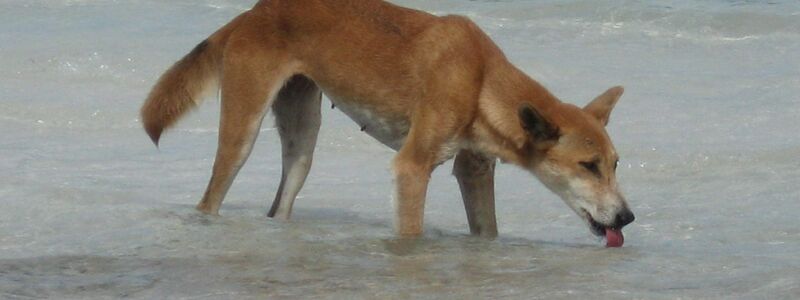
582, 209, 624, 247
588, 217, 606, 236
581, 209, 606, 236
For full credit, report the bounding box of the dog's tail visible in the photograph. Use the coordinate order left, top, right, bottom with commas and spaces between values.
140, 22, 237, 146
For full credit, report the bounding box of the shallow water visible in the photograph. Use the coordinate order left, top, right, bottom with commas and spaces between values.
1, 0, 799, 299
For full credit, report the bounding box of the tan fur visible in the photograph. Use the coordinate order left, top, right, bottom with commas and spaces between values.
141, 0, 634, 238
140, 15, 244, 144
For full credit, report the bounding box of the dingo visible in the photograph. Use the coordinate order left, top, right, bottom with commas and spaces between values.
141, 0, 634, 245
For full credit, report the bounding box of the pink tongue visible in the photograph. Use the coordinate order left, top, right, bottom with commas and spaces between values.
605, 228, 624, 248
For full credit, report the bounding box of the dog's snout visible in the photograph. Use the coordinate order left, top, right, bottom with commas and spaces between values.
614, 209, 635, 228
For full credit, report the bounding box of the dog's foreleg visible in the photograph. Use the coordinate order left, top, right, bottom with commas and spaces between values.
453, 149, 498, 238
196, 46, 292, 215
267, 76, 322, 220
391, 111, 461, 237
392, 154, 432, 237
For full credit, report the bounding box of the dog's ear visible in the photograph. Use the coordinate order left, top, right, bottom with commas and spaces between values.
519, 105, 560, 142
584, 86, 624, 126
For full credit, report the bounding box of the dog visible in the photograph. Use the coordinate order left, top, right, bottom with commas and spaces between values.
141, 0, 635, 244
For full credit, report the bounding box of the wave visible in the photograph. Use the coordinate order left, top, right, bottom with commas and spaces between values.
438, 0, 800, 41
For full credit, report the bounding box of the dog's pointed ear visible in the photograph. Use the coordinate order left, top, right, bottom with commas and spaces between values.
584, 86, 624, 126
519, 105, 560, 142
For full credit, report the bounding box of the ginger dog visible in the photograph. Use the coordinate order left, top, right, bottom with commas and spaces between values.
141, 0, 635, 244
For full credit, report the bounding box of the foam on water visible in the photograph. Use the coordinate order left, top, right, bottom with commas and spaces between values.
1, 0, 799, 298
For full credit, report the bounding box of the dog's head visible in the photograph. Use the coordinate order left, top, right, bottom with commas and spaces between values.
519, 86, 634, 239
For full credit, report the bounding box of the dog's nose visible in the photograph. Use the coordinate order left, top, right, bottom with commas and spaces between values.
614, 209, 635, 228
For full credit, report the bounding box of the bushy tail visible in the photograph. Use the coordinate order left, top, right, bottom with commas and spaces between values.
140, 38, 222, 146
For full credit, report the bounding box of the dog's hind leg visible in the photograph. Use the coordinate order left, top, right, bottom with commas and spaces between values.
453, 149, 498, 238
267, 76, 322, 220
196, 43, 295, 215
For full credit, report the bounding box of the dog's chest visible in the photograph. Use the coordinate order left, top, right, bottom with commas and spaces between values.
327, 95, 410, 151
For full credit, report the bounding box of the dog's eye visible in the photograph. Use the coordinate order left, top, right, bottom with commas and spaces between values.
614, 159, 620, 171
580, 161, 601, 177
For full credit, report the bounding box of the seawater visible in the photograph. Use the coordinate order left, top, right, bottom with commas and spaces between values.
1, 0, 798, 298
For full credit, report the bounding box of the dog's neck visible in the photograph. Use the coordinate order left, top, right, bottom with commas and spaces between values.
469, 60, 560, 166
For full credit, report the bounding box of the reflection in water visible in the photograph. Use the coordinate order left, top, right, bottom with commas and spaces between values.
0, 236, 643, 299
